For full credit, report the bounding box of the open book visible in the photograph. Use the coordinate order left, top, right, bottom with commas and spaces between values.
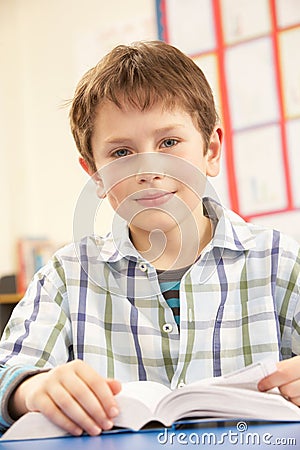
2, 358, 300, 441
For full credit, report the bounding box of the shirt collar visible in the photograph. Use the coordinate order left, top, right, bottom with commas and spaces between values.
95, 215, 141, 263
203, 197, 256, 252
94, 197, 256, 263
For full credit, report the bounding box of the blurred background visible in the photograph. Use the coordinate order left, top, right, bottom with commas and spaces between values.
0, 0, 299, 297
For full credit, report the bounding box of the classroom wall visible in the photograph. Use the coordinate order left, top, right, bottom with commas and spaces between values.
157, 0, 300, 243
1, 0, 299, 280
0, 0, 157, 276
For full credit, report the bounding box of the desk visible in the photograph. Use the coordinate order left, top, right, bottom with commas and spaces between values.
0, 295, 22, 336
0, 422, 300, 449
0, 294, 22, 305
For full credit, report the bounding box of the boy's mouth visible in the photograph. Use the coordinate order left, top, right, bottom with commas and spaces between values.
134, 190, 175, 207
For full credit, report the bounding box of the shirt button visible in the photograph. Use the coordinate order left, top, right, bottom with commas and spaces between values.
178, 381, 186, 389
138, 262, 147, 272
162, 323, 173, 333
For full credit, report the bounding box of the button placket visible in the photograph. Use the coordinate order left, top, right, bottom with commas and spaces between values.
138, 262, 147, 272
162, 323, 173, 333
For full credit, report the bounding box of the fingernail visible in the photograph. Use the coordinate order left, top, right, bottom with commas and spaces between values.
109, 406, 119, 417
102, 419, 114, 430
91, 425, 102, 436
73, 427, 83, 436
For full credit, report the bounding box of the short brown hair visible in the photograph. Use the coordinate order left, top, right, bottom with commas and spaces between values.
70, 40, 218, 172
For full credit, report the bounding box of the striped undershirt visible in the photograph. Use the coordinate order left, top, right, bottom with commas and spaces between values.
157, 265, 191, 329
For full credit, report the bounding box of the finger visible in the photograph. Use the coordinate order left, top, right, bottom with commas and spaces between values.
47, 383, 103, 436
258, 357, 300, 392
288, 395, 300, 406
279, 379, 300, 405
107, 379, 122, 395
34, 395, 84, 436
72, 361, 120, 419
59, 372, 115, 430
258, 372, 287, 392
277, 356, 300, 377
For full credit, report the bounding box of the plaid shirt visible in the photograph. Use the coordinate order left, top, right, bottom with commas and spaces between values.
0, 198, 299, 429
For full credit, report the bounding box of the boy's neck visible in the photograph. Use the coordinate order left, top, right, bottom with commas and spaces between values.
129, 208, 213, 271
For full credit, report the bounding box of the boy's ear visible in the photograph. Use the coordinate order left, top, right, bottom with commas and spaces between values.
79, 157, 106, 199
79, 157, 93, 176
205, 126, 223, 177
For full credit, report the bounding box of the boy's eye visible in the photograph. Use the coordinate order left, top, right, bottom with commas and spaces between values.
113, 149, 131, 157
161, 139, 178, 148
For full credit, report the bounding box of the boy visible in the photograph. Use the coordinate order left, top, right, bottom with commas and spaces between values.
0, 40, 299, 437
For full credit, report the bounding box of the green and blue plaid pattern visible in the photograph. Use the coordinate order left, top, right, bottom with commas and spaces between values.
0, 198, 299, 430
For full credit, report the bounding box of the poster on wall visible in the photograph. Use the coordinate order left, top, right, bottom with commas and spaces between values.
286, 119, 300, 208
225, 38, 279, 130
156, 0, 300, 228
280, 29, 300, 119
163, 0, 216, 54
233, 125, 287, 216
220, 0, 271, 44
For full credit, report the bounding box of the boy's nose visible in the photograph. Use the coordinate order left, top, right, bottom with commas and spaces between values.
135, 171, 165, 183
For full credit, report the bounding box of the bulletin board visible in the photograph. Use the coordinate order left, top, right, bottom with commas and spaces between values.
155, 0, 300, 221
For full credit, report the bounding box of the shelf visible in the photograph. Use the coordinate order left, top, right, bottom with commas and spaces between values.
0, 293, 23, 304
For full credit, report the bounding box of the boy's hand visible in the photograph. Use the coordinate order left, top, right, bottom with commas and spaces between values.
9, 359, 121, 436
258, 356, 300, 406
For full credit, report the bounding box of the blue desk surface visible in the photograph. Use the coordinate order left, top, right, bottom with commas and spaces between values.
0, 421, 300, 449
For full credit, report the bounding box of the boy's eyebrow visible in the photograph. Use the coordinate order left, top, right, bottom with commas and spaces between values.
104, 125, 185, 144
154, 125, 185, 135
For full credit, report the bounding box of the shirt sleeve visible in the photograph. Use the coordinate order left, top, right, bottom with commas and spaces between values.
0, 256, 72, 430
288, 247, 300, 356
278, 241, 300, 357
291, 267, 300, 355
0, 365, 49, 431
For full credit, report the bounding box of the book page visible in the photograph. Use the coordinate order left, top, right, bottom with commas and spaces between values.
117, 380, 171, 412
0, 412, 69, 441
158, 385, 300, 424
155, 359, 300, 425
114, 381, 171, 430
210, 358, 277, 389
0, 359, 288, 439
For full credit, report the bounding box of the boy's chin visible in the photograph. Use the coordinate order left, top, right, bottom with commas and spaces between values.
128, 210, 180, 234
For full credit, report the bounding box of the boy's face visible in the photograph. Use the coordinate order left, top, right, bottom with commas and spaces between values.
87, 101, 222, 235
